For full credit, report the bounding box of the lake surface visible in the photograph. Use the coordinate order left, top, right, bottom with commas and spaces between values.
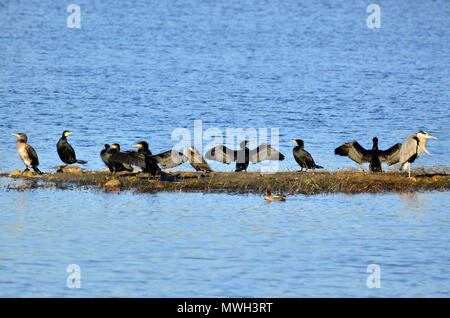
0, 178, 449, 297
0, 1, 449, 297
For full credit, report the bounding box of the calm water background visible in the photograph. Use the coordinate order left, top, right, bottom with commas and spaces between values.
0, 1, 448, 297
0, 178, 449, 297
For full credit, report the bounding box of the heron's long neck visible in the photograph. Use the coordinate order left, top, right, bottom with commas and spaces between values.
418, 136, 428, 155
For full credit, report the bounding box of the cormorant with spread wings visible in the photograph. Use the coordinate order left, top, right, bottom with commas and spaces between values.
334, 137, 401, 172
205, 141, 285, 172
100, 144, 133, 174
106, 141, 189, 175
106, 141, 161, 175
183, 147, 212, 172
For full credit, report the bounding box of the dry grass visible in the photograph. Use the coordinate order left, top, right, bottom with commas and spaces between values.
2, 167, 449, 195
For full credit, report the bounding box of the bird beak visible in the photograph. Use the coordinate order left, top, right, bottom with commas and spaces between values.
133, 144, 141, 148
11, 133, 19, 137
111, 145, 117, 149
290, 139, 297, 144
426, 134, 437, 139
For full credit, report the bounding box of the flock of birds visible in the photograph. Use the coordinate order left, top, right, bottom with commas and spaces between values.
11, 130, 437, 179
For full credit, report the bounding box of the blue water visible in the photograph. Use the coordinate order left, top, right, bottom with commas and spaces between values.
0, 178, 449, 297
0, 1, 449, 297
0, 0, 448, 172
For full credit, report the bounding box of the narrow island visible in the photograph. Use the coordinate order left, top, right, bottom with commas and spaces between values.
2, 167, 449, 195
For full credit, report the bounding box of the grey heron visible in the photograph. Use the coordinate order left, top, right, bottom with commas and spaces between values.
399, 131, 437, 177
334, 137, 402, 172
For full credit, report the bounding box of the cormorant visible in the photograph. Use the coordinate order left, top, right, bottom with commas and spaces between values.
334, 137, 402, 172
57, 131, 87, 165
399, 131, 437, 177
107, 141, 161, 175
111, 144, 134, 171
12, 133, 42, 174
183, 147, 212, 172
100, 144, 133, 174
290, 139, 323, 171
132, 141, 189, 169
205, 141, 285, 172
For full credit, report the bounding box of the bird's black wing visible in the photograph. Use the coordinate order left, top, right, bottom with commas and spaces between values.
205, 145, 237, 164
153, 150, 188, 169
25, 145, 39, 166
184, 148, 212, 172
59, 143, 76, 163
334, 140, 371, 164
379, 143, 402, 165
249, 144, 285, 164
298, 149, 316, 166
109, 151, 147, 168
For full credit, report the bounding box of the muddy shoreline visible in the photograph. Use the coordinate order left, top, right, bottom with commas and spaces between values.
2, 167, 449, 195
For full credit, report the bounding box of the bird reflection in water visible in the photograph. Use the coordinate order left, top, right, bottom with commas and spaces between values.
399, 192, 426, 212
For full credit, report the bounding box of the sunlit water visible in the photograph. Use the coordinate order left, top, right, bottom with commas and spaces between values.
0, 1, 448, 173
0, 1, 449, 297
0, 178, 448, 297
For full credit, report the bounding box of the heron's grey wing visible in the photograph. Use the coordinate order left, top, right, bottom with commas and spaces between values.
379, 143, 402, 165
109, 151, 147, 168
153, 150, 188, 169
249, 143, 285, 163
334, 141, 370, 164
25, 145, 39, 166
205, 145, 236, 164
399, 134, 419, 164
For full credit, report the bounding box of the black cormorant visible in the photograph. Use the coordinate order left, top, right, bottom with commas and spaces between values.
12, 133, 42, 174
290, 139, 323, 171
205, 141, 285, 172
107, 141, 161, 175
100, 144, 133, 174
133, 141, 189, 169
183, 147, 212, 172
335, 137, 402, 172
111, 144, 134, 171
57, 131, 87, 165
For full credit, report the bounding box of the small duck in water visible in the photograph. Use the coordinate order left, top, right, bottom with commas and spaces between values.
265, 189, 286, 201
